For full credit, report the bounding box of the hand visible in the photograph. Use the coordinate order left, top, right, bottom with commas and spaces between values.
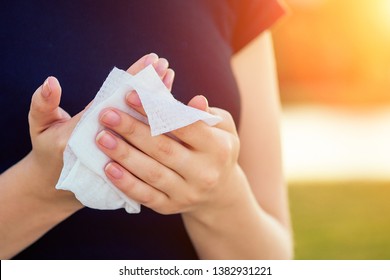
96, 91, 242, 216
28, 74, 85, 208
28, 53, 174, 209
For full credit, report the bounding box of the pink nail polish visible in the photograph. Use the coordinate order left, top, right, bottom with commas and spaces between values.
144, 53, 158, 66
126, 91, 142, 107
156, 58, 168, 76
101, 110, 121, 126
106, 163, 123, 179
97, 131, 117, 149
41, 78, 51, 98
164, 70, 175, 89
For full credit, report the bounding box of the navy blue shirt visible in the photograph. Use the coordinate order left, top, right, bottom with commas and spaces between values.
1, 0, 284, 259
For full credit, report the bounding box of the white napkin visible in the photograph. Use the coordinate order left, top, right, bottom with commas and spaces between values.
55, 65, 221, 213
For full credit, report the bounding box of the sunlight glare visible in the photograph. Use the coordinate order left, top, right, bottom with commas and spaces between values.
287, 0, 326, 9
373, 0, 390, 33
281, 106, 390, 181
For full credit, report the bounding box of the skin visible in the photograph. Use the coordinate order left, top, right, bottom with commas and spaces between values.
97, 32, 293, 259
0, 32, 293, 259
0, 54, 175, 258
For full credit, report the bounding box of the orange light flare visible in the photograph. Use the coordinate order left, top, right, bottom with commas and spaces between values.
372, 0, 390, 34
275, 0, 390, 106
277, 1, 390, 182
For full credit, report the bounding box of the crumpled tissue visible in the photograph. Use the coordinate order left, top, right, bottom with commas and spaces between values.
55, 65, 221, 213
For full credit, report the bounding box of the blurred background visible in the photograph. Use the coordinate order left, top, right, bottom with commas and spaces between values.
272, 0, 390, 259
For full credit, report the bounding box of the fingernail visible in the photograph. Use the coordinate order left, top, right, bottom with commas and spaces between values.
126, 91, 142, 107
155, 58, 168, 76
105, 163, 123, 179
96, 131, 117, 149
144, 53, 158, 66
100, 109, 121, 126
201, 95, 209, 108
41, 78, 51, 98
164, 69, 175, 89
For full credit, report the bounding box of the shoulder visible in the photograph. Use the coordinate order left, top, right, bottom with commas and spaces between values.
231, 0, 286, 53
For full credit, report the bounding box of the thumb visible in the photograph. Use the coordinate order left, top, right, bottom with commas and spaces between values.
29, 77, 68, 135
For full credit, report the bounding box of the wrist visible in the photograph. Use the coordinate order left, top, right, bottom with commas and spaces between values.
25, 151, 83, 217
183, 165, 251, 227
0, 153, 81, 258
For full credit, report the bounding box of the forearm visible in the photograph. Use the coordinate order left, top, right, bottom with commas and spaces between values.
0, 152, 80, 259
182, 166, 293, 260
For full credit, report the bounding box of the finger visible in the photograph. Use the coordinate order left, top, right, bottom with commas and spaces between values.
125, 67, 174, 116
208, 107, 238, 136
98, 108, 192, 175
104, 161, 169, 210
153, 57, 169, 78
187, 96, 237, 135
168, 104, 238, 149
97, 129, 185, 192
29, 76, 67, 135
124, 93, 235, 152
30, 77, 61, 116
126, 53, 159, 75
125, 91, 145, 116
127, 54, 170, 78
163, 68, 175, 91
187, 95, 209, 111
125, 58, 174, 117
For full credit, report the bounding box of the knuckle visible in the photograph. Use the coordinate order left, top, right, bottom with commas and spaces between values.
174, 121, 203, 140
125, 118, 138, 136
117, 176, 137, 195
154, 138, 174, 158
138, 190, 153, 205
173, 126, 190, 139
146, 166, 164, 184
184, 191, 201, 206
215, 137, 234, 163
224, 110, 235, 124
220, 108, 235, 125
116, 147, 132, 165
200, 168, 220, 189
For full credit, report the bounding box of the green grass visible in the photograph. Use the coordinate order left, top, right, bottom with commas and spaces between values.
288, 181, 390, 259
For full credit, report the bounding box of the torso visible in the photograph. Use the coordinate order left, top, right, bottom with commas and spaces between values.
0, 0, 283, 259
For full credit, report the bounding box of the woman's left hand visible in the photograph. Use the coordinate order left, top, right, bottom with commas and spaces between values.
96, 93, 242, 215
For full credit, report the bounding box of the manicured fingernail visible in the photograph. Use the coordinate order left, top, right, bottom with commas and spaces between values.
100, 109, 121, 126
201, 95, 209, 108
126, 91, 142, 107
106, 163, 123, 179
144, 53, 158, 66
41, 78, 51, 98
155, 58, 168, 76
96, 131, 117, 149
164, 69, 175, 89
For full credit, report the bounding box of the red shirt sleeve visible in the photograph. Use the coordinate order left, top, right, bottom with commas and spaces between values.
231, 0, 287, 53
